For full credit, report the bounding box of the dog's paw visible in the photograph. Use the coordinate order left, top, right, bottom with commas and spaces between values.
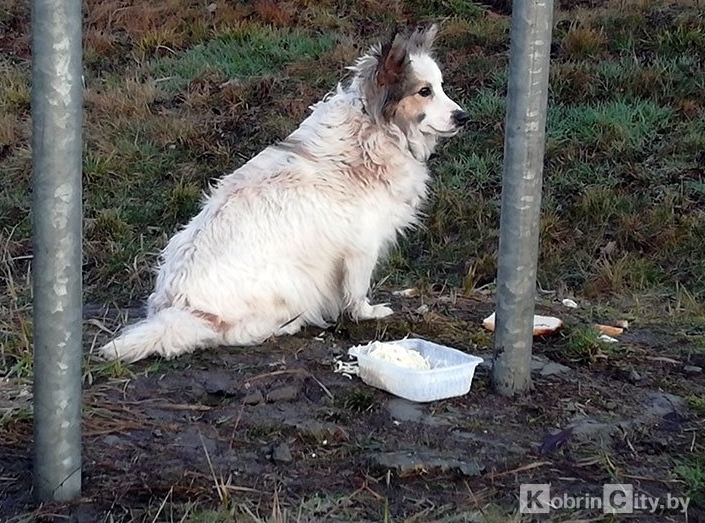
369, 303, 394, 318
96, 340, 149, 364
96, 343, 121, 361
276, 316, 306, 336
352, 302, 394, 320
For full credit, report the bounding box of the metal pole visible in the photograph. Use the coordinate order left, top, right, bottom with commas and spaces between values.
31, 0, 83, 502
492, 0, 554, 396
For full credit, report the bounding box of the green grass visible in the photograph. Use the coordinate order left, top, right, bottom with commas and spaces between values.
337, 388, 377, 413
149, 25, 338, 92
687, 395, 705, 416
675, 450, 705, 509
548, 99, 674, 157
563, 324, 616, 364
406, 0, 484, 19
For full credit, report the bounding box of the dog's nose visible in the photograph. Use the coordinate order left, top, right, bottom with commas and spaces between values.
452, 110, 470, 127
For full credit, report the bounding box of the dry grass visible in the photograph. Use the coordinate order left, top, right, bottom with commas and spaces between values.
0, 64, 30, 114
0, 113, 22, 148
0, 229, 33, 379
84, 78, 161, 119
562, 25, 608, 58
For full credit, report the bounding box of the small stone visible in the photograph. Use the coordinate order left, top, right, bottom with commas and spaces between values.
564, 401, 579, 413
267, 385, 300, 403
369, 451, 483, 477
540, 361, 571, 377
530, 356, 571, 377
628, 368, 641, 383
643, 393, 687, 418
104, 435, 121, 446
271, 442, 293, 464
393, 288, 419, 298
684, 365, 702, 375
243, 389, 265, 405
604, 400, 617, 411
562, 298, 578, 308
203, 371, 239, 396
415, 304, 430, 314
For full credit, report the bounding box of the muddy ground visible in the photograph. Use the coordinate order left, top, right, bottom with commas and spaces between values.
1, 290, 703, 522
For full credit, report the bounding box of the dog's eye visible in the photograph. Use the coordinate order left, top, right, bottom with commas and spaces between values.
418, 86, 432, 97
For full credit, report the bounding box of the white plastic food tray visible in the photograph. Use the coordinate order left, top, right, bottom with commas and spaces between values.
348, 338, 484, 402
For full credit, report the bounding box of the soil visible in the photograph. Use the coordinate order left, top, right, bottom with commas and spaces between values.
1, 290, 703, 522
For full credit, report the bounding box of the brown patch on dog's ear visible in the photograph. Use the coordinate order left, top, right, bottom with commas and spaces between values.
376, 32, 408, 87
407, 22, 439, 54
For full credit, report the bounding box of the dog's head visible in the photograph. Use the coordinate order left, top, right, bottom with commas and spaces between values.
352, 23, 469, 160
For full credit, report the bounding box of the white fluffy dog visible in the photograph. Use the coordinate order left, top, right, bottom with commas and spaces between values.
99, 23, 469, 362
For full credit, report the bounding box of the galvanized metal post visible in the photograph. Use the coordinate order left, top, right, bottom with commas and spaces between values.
492, 0, 554, 396
31, 0, 83, 501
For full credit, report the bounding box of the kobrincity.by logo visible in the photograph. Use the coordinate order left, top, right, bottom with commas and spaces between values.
519, 483, 690, 515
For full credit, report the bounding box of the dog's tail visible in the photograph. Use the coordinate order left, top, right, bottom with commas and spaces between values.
98, 308, 218, 363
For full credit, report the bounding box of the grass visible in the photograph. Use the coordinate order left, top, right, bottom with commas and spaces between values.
676, 449, 705, 509
148, 24, 338, 92
337, 388, 377, 413
2, 0, 703, 309
2, 0, 705, 520
563, 324, 616, 364
34, 489, 511, 523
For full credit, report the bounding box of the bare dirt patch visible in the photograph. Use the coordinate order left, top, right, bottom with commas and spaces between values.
2, 291, 703, 521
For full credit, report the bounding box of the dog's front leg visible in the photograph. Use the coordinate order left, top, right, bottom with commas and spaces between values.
343, 252, 393, 321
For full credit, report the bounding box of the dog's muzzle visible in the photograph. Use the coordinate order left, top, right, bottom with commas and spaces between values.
452, 110, 470, 127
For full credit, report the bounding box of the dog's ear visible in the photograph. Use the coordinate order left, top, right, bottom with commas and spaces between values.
407, 22, 439, 54
376, 31, 408, 88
